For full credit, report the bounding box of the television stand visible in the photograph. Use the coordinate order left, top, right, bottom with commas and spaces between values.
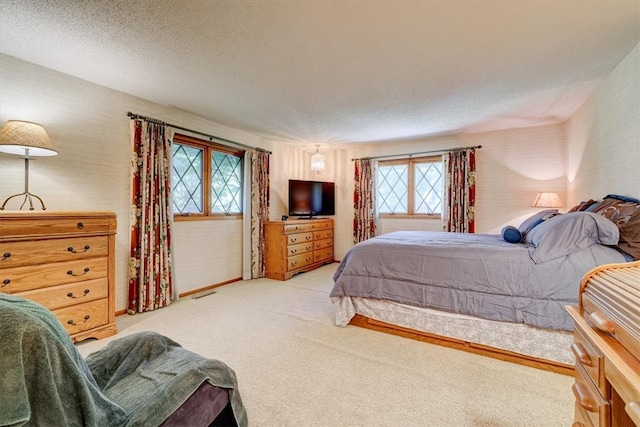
264, 218, 334, 280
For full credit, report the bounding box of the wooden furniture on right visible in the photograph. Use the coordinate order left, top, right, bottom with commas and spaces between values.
264, 218, 334, 280
566, 260, 640, 427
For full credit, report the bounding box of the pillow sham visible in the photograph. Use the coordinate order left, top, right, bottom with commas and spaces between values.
518, 209, 559, 237
501, 226, 522, 243
603, 194, 640, 203
526, 212, 620, 263
568, 199, 597, 213
591, 196, 640, 260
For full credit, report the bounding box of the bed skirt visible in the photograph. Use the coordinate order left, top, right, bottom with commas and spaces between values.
335, 296, 574, 371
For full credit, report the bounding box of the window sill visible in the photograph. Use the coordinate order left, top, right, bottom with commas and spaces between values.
173, 214, 243, 222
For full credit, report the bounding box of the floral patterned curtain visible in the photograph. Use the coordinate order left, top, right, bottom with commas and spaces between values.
353, 159, 377, 243
250, 150, 270, 278
443, 149, 476, 233
128, 119, 174, 313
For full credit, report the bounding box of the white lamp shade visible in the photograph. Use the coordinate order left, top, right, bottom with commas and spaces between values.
0, 120, 57, 157
531, 192, 563, 208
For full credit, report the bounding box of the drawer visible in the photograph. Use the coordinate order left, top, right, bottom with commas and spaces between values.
284, 223, 315, 233
1, 257, 108, 293
314, 238, 333, 250
54, 298, 109, 335
573, 363, 610, 427
288, 242, 313, 256
314, 229, 333, 239
310, 220, 332, 231
287, 253, 314, 271
574, 404, 594, 427
314, 247, 333, 263
287, 232, 313, 245
573, 324, 606, 396
0, 213, 116, 238
0, 236, 108, 267
16, 278, 108, 310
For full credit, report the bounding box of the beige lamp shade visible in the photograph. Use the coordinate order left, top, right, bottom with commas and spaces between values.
0, 120, 57, 157
531, 192, 563, 208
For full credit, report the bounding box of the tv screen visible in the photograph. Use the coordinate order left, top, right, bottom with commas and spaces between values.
288, 179, 335, 217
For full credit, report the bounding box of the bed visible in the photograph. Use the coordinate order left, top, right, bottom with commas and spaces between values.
331, 195, 640, 374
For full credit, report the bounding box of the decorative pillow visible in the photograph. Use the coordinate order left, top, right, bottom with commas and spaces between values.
568, 199, 597, 213
518, 209, 560, 237
501, 226, 522, 243
584, 201, 602, 212
526, 212, 620, 263
603, 194, 640, 203
591, 196, 640, 260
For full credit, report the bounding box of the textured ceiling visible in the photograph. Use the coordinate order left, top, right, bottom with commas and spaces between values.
1, 0, 639, 144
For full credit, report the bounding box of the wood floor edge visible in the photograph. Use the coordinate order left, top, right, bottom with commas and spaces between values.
349, 314, 574, 376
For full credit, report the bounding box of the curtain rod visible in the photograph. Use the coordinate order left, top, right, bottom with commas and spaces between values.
127, 112, 272, 154
351, 144, 481, 161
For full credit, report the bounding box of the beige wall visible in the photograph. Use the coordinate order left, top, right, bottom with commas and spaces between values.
332, 123, 567, 239
0, 54, 273, 310
566, 41, 640, 205
1, 40, 637, 311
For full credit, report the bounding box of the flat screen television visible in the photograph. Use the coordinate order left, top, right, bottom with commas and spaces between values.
288, 179, 335, 218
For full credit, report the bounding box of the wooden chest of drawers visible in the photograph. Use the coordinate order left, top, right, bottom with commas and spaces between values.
0, 211, 117, 343
566, 260, 640, 427
265, 218, 334, 280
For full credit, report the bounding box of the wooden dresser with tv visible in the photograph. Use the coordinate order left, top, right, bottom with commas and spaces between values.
264, 218, 334, 280
566, 260, 640, 427
0, 211, 118, 342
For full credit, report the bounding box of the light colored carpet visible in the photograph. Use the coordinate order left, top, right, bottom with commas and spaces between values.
77, 264, 574, 426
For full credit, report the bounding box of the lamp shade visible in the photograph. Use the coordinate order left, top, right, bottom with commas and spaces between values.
0, 120, 57, 157
531, 192, 562, 208
310, 144, 325, 172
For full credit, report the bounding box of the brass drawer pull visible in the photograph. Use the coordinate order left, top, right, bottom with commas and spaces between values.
572, 383, 597, 412
570, 343, 592, 367
68, 245, 90, 254
67, 267, 90, 276
67, 315, 90, 325
2, 278, 10, 287
77, 222, 84, 229
589, 311, 616, 334
67, 289, 90, 299
1, 252, 10, 261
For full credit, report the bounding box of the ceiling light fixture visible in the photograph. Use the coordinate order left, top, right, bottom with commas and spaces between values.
310, 144, 324, 174
0, 120, 58, 211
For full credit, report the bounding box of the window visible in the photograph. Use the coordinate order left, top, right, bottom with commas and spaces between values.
376, 156, 443, 217
171, 133, 244, 219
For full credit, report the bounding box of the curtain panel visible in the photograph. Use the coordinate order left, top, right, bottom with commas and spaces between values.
250, 150, 270, 278
443, 149, 476, 233
353, 159, 376, 243
127, 119, 174, 314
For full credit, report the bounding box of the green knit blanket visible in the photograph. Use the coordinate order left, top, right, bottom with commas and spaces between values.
0, 294, 247, 426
